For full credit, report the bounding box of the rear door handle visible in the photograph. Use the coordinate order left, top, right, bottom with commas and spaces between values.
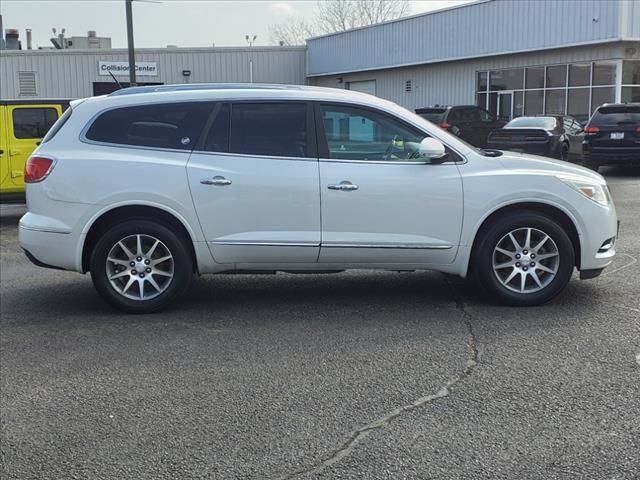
200, 175, 232, 186
328, 181, 358, 191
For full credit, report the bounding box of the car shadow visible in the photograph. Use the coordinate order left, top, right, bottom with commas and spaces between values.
0, 269, 609, 328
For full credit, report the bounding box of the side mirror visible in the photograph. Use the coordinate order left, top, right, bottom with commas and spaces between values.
419, 137, 448, 163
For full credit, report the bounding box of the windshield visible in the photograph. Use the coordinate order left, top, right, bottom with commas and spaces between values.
505, 117, 556, 129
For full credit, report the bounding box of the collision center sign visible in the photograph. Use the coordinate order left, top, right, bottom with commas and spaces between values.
98, 61, 158, 76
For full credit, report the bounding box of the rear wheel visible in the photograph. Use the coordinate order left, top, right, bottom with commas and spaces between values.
90, 220, 193, 313
558, 142, 570, 161
473, 211, 575, 306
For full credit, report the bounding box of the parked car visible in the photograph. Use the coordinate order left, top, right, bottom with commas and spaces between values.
20, 84, 617, 313
487, 115, 583, 161
582, 103, 640, 171
415, 105, 506, 147
0, 99, 70, 202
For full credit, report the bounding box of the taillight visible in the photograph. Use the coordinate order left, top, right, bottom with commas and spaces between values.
584, 126, 600, 133
24, 156, 55, 183
439, 122, 452, 129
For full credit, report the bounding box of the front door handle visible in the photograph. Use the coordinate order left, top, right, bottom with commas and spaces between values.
328, 181, 359, 191
201, 176, 232, 186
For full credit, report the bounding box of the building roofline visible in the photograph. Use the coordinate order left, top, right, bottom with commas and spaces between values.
306, 37, 628, 77
0, 45, 307, 55
306, 0, 489, 42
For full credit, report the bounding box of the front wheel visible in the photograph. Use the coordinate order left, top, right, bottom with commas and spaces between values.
473, 212, 575, 306
90, 220, 193, 313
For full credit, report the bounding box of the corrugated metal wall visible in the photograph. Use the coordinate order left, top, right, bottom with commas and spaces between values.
311, 44, 630, 111
0, 47, 306, 99
622, 0, 640, 38
307, 0, 633, 76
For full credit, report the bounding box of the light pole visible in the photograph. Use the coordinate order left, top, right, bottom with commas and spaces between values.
125, 0, 136, 86
245, 34, 257, 83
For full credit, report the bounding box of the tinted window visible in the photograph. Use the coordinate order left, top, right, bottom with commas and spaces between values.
591, 106, 640, 125
202, 104, 230, 152
505, 117, 556, 129
489, 68, 523, 91
525, 67, 545, 89
12, 108, 58, 139
321, 104, 426, 162
478, 108, 496, 123
86, 102, 211, 150
592, 61, 616, 86
230, 103, 308, 158
450, 107, 480, 123
42, 106, 72, 143
569, 63, 591, 87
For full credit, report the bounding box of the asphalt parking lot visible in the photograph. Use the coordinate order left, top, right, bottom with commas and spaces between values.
1, 167, 639, 479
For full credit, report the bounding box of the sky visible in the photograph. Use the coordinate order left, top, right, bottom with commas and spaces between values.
0, 0, 474, 49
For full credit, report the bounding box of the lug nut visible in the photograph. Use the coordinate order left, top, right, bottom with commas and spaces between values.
523, 250, 528, 255
139, 273, 145, 278
530, 253, 536, 259
144, 259, 150, 265
146, 268, 152, 273
530, 262, 535, 267
523, 266, 528, 271
136, 256, 142, 262
515, 254, 521, 259
129, 261, 135, 267
516, 262, 521, 267
131, 270, 137, 275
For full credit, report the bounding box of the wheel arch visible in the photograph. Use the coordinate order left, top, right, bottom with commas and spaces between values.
469, 201, 581, 272
81, 204, 199, 273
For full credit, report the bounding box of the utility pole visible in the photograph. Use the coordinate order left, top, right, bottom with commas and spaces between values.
125, 0, 136, 86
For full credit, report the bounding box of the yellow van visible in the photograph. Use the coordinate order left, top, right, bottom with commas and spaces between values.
0, 100, 69, 201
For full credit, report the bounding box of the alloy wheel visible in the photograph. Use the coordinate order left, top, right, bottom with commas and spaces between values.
492, 227, 560, 294
105, 234, 175, 301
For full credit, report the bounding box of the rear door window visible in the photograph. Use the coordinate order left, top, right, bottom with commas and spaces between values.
229, 103, 309, 158
12, 108, 58, 139
85, 102, 213, 150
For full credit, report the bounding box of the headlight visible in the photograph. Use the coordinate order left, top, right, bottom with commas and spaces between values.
559, 178, 610, 206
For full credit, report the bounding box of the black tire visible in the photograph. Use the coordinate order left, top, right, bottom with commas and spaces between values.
90, 220, 193, 313
473, 211, 575, 306
558, 142, 570, 162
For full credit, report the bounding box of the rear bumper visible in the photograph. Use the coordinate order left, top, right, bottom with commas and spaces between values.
583, 149, 640, 165
19, 221, 78, 271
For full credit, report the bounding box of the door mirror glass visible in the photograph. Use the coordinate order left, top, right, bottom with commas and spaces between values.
419, 137, 447, 162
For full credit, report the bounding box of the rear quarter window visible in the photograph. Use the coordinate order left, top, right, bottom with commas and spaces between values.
42, 106, 72, 143
85, 102, 213, 150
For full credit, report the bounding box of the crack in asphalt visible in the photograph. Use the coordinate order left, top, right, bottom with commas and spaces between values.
280, 276, 479, 479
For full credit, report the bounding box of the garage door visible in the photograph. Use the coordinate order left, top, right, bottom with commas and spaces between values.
347, 80, 376, 96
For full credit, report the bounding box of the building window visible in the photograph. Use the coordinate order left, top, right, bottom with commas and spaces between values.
525, 67, 545, 89
546, 65, 567, 88
567, 88, 590, 121
476, 60, 620, 122
621, 61, 640, 103
569, 63, 591, 87
592, 61, 617, 86
545, 89, 566, 115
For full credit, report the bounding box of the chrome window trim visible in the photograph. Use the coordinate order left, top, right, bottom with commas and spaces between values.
191, 150, 317, 163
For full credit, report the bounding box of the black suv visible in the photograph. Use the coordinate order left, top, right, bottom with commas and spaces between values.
415, 105, 506, 148
582, 103, 640, 171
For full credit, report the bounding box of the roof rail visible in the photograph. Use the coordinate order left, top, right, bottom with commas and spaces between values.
109, 83, 309, 96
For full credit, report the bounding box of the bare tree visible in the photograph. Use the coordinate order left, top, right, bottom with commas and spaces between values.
269, 16, 316, 46
269, 0, 409, 45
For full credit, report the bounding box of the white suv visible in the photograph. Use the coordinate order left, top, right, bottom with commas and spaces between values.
20, 84, 618, 313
